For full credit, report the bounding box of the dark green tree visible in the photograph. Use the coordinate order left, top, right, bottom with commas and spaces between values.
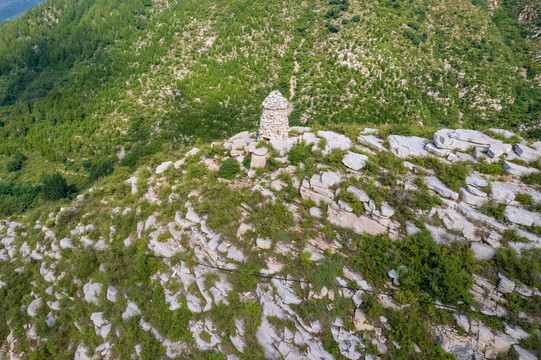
41, 173, 68, 200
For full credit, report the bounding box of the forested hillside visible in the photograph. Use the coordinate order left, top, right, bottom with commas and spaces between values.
0, 0, 539, 215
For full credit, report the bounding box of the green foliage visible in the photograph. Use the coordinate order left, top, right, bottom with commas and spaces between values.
0, 182, 41, 216
74, 250, 99, 280
325, 22, 340, 33
242, 152, 251, 169
288, 142, 313, 165
348, 234, 393, 286
479, 200, 507, 221
492, 247, 541, 288
352, 15, 360, 22
41, 173, 69, 200
475, 160, 505, 175
231, 255, 265, 292
194, 183, 244, 234
403, 29, 421, 45
143, 285, 192, 341
414, 157, 470, 191
521, 172, 541, 185
307, 255, 343, 290
500, 229, 530, 245
395, 231, 475, 304
6, 152, 26, 172
515, 193, 533, 206
218, 158, 240, 179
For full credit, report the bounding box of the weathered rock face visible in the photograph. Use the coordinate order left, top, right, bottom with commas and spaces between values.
258, 91, 292, 141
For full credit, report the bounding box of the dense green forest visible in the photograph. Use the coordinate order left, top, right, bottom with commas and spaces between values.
0, 0, 539, 216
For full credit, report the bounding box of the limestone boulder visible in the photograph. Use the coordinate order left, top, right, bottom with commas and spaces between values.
503, 161, 538, 177
388, 135, 429, 158
357, 135, 387, 152
491, 183, 515, 203
341, 151, 368, 171
503, 205, 541, 226
156, 161, 173, 175
514, 144, 540, 162
318, 131, 352, 152
269, 137, 299, 156
347, 186, 369, 202
471, 243, 496, 260
327, 202, 387, 235
425, 176, 459, 200
433, 129, 499, 151
466, 176, 488, 188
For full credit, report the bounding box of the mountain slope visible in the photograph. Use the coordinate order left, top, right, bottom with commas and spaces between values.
0, 0, 539, 195
1, 125, 540, 359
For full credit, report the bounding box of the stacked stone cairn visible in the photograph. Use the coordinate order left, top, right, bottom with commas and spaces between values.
258, 90, 292, 141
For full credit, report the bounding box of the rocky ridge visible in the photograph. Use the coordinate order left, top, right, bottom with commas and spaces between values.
0, 126, 540, 359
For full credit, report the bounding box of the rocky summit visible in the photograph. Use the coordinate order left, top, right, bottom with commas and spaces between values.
1, 123, 540, 360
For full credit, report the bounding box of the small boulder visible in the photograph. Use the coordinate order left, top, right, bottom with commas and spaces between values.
318, 131, 352, 152
388, 135, 429, 158
342, 151, 368, 171
155, 161, 173, 175
503, 161, 538, 177
497, 273, 515, 294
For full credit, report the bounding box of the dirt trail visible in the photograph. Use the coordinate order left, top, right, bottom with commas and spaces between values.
289, 38, 305, 99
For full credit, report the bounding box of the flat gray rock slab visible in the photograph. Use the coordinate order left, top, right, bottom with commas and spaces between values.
503, 161, 538, 177
357, 135, 387, 152
388, 135, 429, 158
425, 176, 459, 200
318, 131, 352, 152
342, 151, 368, 171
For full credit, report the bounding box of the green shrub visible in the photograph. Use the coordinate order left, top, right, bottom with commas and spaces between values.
288, 142, 314, 166
242, 153, 252, 169
414, 157, 470, 191
475, 160, 505, 175
522, 172, 541, 185
479, 200, 507, 221
501, 229, 530, 245
492, 247, 541, 288
341, 18, 349, 25
307, 256, 343, 290
516, 193, 533, 206
218, 158, 240, 179
41, 173, 69, 200
352, 15, 360, 22
396, 231, 475, 305
231, 255, 265, 292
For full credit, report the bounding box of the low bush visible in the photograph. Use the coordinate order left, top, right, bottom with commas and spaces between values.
218, 158, 240, 179
479, 200, 507, 222
288, 142, 313, 165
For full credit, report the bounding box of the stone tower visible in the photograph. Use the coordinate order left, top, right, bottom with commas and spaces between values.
258, 90, 292, 141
